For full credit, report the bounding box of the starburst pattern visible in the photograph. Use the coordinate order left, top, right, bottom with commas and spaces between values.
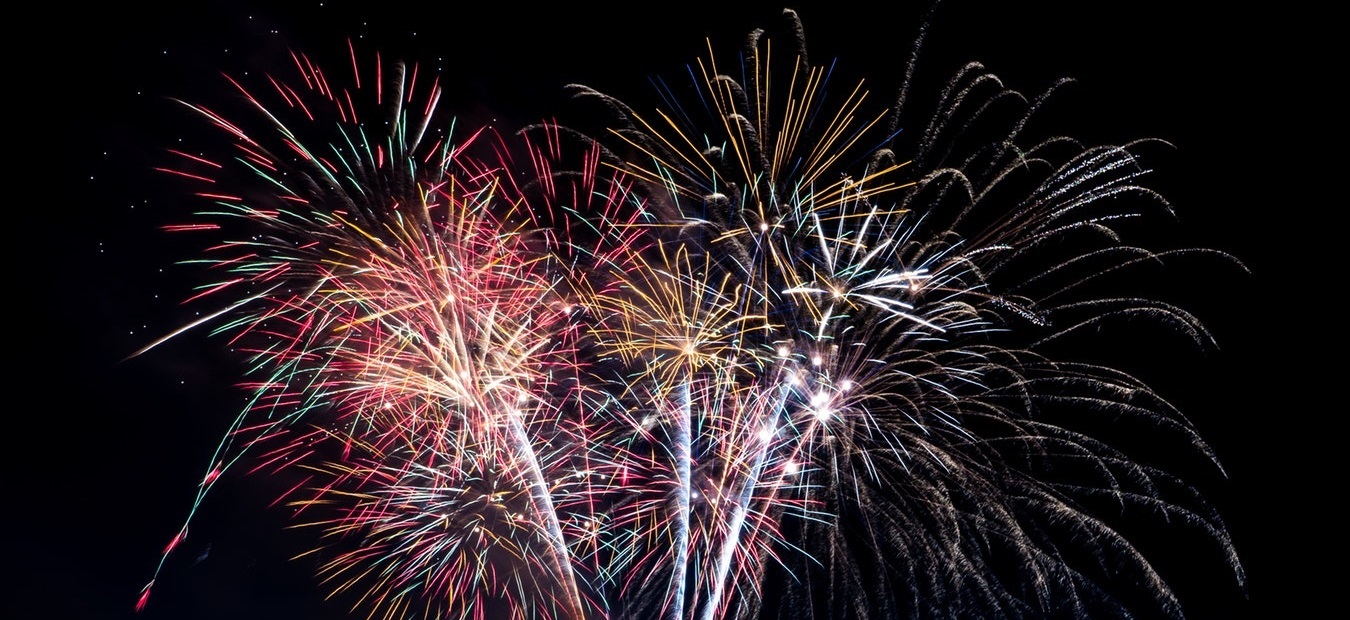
136, 9, 1244, 620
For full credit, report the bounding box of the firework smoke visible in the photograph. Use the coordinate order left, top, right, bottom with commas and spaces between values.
135, 8, 1244, 620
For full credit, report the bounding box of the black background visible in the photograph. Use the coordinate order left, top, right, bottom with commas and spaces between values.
19, 1, 1324, 618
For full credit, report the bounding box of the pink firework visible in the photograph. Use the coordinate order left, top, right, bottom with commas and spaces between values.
135, 9, 1246, 620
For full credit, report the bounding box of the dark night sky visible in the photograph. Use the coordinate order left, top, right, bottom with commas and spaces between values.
20, 1, 1326, 619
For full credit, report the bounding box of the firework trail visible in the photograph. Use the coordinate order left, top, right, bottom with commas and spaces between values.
133, 43, 643, 619
540, 8, 1247, 619
136, 8, 1245, 620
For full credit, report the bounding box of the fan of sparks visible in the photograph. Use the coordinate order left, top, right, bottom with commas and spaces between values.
136, 10, 1245, 620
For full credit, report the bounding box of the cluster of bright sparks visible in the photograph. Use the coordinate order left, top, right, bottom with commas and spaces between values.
136, 10, 1243, 620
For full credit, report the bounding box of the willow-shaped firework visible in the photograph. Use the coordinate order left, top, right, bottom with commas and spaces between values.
137, 9, 1244, 620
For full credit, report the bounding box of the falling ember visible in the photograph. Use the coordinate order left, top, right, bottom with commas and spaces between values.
135, 582, 153, 612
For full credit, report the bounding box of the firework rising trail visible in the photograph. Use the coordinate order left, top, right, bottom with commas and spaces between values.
135, 8, 1245, 620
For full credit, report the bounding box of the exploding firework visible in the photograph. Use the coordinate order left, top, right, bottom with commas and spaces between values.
135, 8, 1245, 620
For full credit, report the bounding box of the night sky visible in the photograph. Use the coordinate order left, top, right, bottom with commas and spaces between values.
22, 1, 1323, 619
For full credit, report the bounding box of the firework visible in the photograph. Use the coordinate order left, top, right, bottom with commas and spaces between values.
136, 9, 1244, 620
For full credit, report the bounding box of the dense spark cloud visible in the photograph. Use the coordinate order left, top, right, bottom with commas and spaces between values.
135, 8, 1245, 620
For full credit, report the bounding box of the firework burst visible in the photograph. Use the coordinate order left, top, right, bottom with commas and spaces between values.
553, 9, 1247, 619
136, 8, 1244, 620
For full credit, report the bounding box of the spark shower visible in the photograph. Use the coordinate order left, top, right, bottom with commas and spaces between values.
134, 7, 1245, 619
